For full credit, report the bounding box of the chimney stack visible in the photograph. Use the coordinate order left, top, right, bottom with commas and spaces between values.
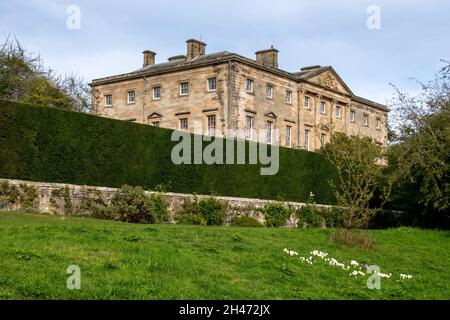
255, 45, 279, 68
186, 39, 207, 61
143, 50, 156, 67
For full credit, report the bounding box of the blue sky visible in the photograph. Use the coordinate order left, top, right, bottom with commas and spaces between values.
1, 0, 449, 105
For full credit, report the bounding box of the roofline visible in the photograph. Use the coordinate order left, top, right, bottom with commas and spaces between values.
351, 95, 389, 112
89, 53, 388, 111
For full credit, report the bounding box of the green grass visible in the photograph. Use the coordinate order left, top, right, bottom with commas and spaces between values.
0, 211, 449, 300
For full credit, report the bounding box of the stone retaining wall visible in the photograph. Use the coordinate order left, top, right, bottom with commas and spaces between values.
0, 179, 334, 227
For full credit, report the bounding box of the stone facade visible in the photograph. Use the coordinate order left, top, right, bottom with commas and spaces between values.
90, 39, 388, 150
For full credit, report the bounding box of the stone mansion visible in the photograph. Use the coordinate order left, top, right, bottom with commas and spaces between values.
90, 39, 388, 151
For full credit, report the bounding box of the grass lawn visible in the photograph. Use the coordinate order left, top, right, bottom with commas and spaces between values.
0, 211, 449, 300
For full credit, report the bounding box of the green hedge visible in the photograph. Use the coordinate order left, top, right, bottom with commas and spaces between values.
0, 100, 337, 204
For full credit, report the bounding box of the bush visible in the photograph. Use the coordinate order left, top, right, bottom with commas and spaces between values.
95, 185, 158, 224
198, 196, 225, 226
148, 191, 169, 223
230, 216, 264, 227
176, 213, 207, 226
330, 229, 374, 249
296, 205, 323, 228
264, 202, 291, 227
174, 196, 225, 226
0, 100, 337, 204
325, 207, 346, 228
297, 205, 346, 229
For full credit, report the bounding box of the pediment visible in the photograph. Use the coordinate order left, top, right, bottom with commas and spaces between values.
147, 112, 162, 119
307, 68, 353, 96
264, 111, 277, 119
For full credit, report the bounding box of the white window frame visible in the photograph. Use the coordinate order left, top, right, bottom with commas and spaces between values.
179, 82, 189, 96
179, 118, 188, 131
320, 101, 326, 114
304, 129, 310, 151
266, 120, 273, 144
286, 125, 292, 147
364, 114, 369, 126
127, 90, 135, 104
246, 78, 254, 93
304, 96, 310, 109
207, 114, 216, 136
285, 90, 292, 104
336, 106, 341, 118
350, 110, 355, 122
207, 77, 216, 92
266, 84, 274, 99
376, 118, 381, 130
104, 94, 112, 107
245, 115, 254, 140
152, 86, 161, 100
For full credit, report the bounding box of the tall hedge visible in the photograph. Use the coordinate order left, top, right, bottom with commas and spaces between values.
0, 100, 337, 204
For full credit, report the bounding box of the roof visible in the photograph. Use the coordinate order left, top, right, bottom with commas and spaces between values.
90, 51, 388, 111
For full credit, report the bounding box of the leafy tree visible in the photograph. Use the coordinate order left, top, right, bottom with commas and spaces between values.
0, 36, 91, 112
321, 133, 390, 229
389, 61, 450, 212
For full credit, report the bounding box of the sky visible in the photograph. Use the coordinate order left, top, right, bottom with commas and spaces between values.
1, 0, 449, 105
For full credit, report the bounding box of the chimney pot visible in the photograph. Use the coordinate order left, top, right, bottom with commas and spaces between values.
143, 50, 156, 67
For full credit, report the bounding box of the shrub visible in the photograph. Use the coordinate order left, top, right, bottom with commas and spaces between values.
176, 213, 207, 226
148, 189, 169, 223
326, 207, 346, 228
330, 229, 374, 249
95, 185, 156, 224
296, 205, 323, 228
297, 205, 347, 229
174, 196, 225, 226
0, 100, 337, 204
230, 216, 264, 227
264, 202, 291, 227
198, 196, 225, 226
